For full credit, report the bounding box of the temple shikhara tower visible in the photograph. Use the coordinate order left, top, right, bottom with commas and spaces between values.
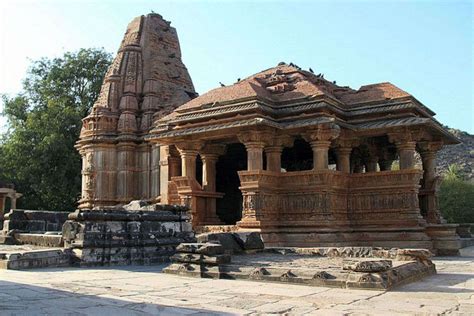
77, 13, 195, 208
78, 13, 460, 251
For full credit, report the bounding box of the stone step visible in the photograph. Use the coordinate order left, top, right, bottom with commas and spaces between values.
14, 233, 63, 247
0, 248, 70, 270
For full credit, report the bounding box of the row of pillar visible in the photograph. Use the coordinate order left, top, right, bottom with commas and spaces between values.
170, 130, 442, 183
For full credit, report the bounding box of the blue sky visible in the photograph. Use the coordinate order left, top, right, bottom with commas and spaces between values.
0, 0, 472, 133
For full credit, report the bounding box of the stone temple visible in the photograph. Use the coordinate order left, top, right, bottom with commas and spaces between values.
77, 13, 461, 253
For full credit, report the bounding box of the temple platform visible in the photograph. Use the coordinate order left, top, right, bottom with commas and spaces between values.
164, 246, 437, 291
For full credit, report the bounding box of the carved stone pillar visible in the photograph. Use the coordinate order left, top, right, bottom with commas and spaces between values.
180, 150, 198, 178
169, 156, 181, 178
201, 144, 225, 192
150, 144, 161, 201
398, 141, 417, 169
312, 141, 332, 170
201, 154, 218, 192
247, 143, 264, 170
176, 142, 203, 178
238, 130, 273, 171
265, 146, 282, 172
303, 124, 340, 170
159, 146, 170, 203
336, 147, 352, 173
200, 144, 226, 225
264, 135, 292, 172
159, 145, 182, 204
419, 142, 441, 184
419, 141, 444, 224
389, 132, 418, 170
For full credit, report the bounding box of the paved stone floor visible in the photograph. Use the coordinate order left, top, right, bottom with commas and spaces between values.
0, 247, 473, 315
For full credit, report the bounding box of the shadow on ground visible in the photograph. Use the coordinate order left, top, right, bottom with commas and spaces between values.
0, 279, 231, 316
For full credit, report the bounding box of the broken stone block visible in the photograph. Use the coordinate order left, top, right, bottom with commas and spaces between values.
243, 232, 264, 250
197, 233, 244, 254
170, 253, 231, 265
176, 243, 225, 256
342, 259, 392, 272
395, 249, 432, 261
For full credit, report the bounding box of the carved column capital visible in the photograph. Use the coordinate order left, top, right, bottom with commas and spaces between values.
175, 141, 203, 156
418, 141, 443, 156
201, 144, 226, 157
303, 124, 340, 170
303, 124, 340, 144
389, 130, 418, 170
238, 130, 274, 149
264, 135, 293, 153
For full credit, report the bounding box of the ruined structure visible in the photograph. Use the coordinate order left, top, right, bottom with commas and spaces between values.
77, 13, 461, 253
0, 182, 22, 224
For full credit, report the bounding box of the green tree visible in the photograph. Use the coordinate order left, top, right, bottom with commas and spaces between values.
0, 48, 112, 211
439, 164, 474, 223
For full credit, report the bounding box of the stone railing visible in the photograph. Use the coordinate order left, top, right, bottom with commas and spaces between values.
237, 169, 424, 230
347, 170, 424, 227
171, 176, 224, 226
238, 170, 349, 228
349, 169, 423, 190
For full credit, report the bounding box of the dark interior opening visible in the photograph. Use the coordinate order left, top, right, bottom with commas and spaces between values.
196, 154, 203, 186
215, 143, 247, 224
281, 137, 313, 171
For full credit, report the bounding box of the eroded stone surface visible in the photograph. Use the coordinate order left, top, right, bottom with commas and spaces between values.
342, 259, 392, 272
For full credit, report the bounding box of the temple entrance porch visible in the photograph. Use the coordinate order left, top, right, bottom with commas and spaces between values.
150, 123, 459, 251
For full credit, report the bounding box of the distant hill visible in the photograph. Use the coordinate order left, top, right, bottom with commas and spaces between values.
437, 128, 474, 181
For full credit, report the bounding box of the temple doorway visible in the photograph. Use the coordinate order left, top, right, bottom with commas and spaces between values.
215, 143, 247, 224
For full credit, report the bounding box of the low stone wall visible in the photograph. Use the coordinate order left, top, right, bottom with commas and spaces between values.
2, 209, 69, 233
63, 205, 195, 266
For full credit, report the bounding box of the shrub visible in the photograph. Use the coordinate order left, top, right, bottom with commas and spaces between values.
439, 166, 474, 223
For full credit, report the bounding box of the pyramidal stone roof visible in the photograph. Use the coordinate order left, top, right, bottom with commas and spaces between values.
151, 62, 458, 144
170, 63, 413, 114
79, 13, 196, 142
